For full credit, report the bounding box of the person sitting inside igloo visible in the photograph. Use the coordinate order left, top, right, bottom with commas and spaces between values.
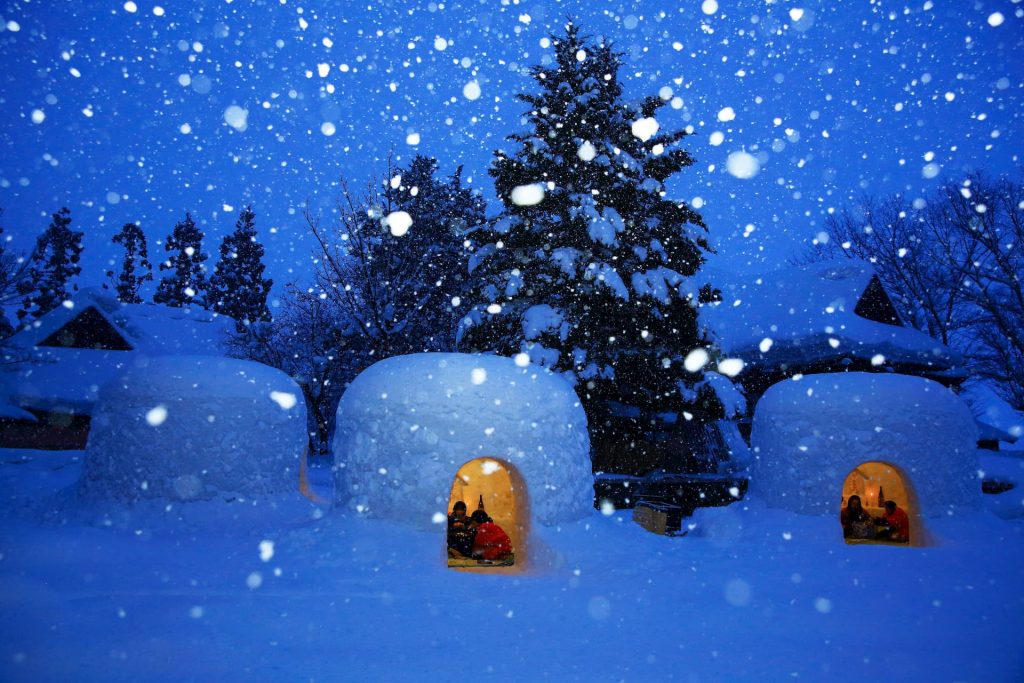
468, 509, 513, 565
840, 495, 876, 540
447, 501, 475, 559
448, 496, 515, 567
875, 500, 911, 543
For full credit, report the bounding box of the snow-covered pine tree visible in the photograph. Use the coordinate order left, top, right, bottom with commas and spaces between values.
208, 205, 273, 327
153, 212, 208, 308
107, 223, 153, 304
16, 207, 84, 323
460, 23, 724, 435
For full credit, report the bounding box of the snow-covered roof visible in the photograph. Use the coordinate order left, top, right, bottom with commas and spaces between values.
1, 288, 236, 415
960, 381, 1024, 445
0, 399, 36, 421
5, 287, 233, 354
700, 260, 962, 371
976, 420, 1019, 445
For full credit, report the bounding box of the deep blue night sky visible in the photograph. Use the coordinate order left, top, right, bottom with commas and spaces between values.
1, 0, 1020, 294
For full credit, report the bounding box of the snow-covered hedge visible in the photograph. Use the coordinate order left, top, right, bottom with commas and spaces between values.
80, 356, 307, 502
750, 372, 980, 518
333, 353, 593, 527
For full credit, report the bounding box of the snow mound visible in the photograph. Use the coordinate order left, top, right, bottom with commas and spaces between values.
80, 356, 307, 502
750, 372, 980, 518
333, 353, 592, 527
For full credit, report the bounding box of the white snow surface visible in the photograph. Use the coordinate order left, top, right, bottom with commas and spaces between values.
1, 448, 1022, 682
751, 372, 980, 518
979, 451, 1024, 520
332, 353, 592, 526
961, 380, 1024, 444
696, 370, 747, 418
79, 356, 307, 503
0, 400, 36, 421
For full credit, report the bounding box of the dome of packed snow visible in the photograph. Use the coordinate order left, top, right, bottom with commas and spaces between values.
750, 372, 980, 518
333, 353, 593, 527
80, 356, 308, 502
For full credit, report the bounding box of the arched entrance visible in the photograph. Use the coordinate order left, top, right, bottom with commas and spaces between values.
840, 461, 919, 545
446, 458, 529, 568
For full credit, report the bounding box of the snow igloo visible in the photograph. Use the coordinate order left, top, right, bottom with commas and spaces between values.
332, 353, 593, 566
750, 372, 981, 545
80, 356, 309, 503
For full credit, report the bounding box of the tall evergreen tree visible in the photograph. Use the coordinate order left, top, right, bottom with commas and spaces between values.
208, 205, 273, 326
461, 24, 723, 436
107, 222, 153, 304
154, 212, 208, 308
16, 207, 84, 322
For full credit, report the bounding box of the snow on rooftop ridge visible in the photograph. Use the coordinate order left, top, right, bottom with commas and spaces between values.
6, 287, 235, 355
699, 259, 961, 369
79, 355, 307, 503
1, 289, 240, 415
332, 352, 593, 528
750, 372, 980, 519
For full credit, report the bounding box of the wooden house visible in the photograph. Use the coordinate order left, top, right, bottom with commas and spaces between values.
0, 289, 235, 449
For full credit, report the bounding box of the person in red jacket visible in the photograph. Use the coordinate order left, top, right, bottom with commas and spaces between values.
469, 510, 513, 562
877, 500, 911, 543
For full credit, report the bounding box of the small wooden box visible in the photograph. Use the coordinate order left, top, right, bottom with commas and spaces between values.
633, 501, 684, 535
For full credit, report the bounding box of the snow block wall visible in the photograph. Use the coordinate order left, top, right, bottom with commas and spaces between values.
80, 356, 307, 502
333, 353, 593, 527
750, 372, 980, 518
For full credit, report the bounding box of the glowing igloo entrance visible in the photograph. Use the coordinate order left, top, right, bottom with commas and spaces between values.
446, 458, 528, 568
840, 461, 916, 545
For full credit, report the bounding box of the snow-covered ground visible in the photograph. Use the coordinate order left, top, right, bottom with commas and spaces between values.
1, 448, 1022, 683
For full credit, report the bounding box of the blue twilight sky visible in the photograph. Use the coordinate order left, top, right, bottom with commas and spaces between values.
0, 0, 1020, 295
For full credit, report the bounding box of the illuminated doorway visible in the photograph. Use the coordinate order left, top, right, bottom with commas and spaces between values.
446, 458, 528, 568
840, 461, 916, 545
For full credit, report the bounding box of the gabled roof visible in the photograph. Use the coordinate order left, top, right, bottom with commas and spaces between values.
38, 305, 134, 351
6, 288, 234, 354
700, 259, 962, 371
1, 288, 237, 415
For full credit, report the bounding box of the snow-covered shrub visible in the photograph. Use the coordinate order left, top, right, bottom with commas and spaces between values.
80, 355, 307, 502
